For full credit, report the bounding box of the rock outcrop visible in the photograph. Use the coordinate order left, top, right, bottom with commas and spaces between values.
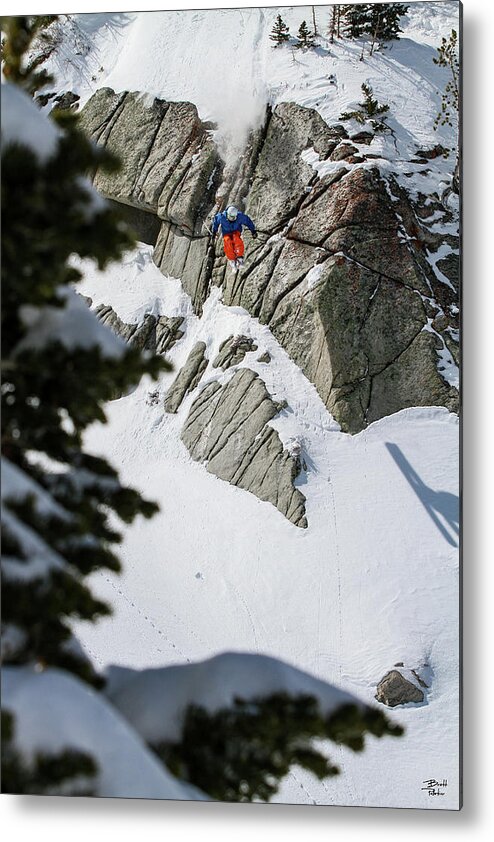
181, 369, 307, 528
375, 669, 425, 707
79, 90, 459, 434
212, 335, 258, 370
164, 342, 208, 413
94, 304, 184, 354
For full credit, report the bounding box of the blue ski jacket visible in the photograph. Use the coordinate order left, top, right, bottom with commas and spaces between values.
212, 210, 256, 237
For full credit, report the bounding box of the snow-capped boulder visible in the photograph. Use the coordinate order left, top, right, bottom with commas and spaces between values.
181, 368, 307, 528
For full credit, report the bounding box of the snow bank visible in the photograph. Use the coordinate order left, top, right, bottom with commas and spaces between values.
3, 666, 207, 800
15, 286, 127, 360
105, 651, 364, 744
1, 83, 60, 161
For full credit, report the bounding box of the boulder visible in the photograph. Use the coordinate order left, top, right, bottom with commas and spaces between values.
375, 670, 424, 707
181, 369, 307, 527
212, 335, 258, 370
246, 102, 340, 232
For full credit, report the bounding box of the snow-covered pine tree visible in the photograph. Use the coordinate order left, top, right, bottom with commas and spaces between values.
296, 20, 315, 50
1, 16, 168, 791
157, 691, 402, 802
269, 14, 290, 46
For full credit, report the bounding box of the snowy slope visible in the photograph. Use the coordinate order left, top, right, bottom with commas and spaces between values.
74, 244, 459, 810
45, 4, 459, 171
31, 3, 461, 810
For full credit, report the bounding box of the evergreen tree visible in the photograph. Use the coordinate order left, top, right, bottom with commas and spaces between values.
156, 693, 403, 803
296, 20, 316, 50
340, 82, 390, 132
269, 14, 290, 46
1, 15, 59, 95
342, 4, 408, 46
328, 5, 344, 42
342, 4, 371, 38
2, 710, 97, 796
433, 29, 460, 194
328, 5, 337, 42
1, 16, 167, 687
433, 29, 459, 130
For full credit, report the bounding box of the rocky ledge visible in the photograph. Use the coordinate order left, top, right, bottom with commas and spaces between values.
79, 90, 459, 435
181, 368, 307, 528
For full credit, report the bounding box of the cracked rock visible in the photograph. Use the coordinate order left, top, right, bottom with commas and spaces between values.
94, 304, 184, 355
181, 368, 307, 527
164, 341, 208, 413
213, 335, 258, 370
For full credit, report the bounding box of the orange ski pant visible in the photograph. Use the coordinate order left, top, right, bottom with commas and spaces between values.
223, 231, 244, 260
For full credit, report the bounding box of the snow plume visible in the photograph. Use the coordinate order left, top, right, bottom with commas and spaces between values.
211, 80, 267, 169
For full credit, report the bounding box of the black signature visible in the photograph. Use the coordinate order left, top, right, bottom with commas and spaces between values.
422, 779, 448, 796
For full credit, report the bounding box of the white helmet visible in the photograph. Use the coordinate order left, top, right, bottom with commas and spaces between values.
226, 205, 238, 221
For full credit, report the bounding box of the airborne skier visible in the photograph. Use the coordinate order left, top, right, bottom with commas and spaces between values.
212, 205, 258, 270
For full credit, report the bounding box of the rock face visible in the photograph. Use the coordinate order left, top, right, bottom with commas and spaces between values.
164, 342, 208, 413
375, 670, 425, 707
181, 369, 307, 528
79, 90, 459, 434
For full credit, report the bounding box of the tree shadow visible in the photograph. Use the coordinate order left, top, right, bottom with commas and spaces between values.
385, 442, 459, 548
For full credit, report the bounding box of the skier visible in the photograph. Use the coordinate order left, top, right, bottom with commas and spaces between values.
211, 205, 258, 270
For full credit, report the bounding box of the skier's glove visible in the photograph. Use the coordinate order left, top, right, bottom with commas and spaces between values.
252, 231, 258, 239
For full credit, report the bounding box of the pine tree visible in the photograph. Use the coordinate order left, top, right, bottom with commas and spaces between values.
342, 4, 408, 47
269, 14, 290, 46
368, 4, 409, 53
328, 5, 344, 43
433, 29, 459, 130
433, 29, 460, 194
152, 691, 404, 802
1, 15, 59, 95
296, 20, 315, 50
342, 4, 371, 38
340, 82, 390, 132
1, 16, 168, 791
328, 6, 337, 43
